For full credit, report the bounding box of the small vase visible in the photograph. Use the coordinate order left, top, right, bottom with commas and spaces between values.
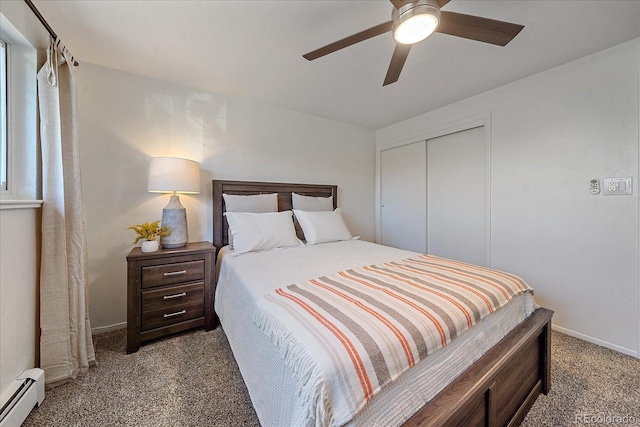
141, 240, 159, 253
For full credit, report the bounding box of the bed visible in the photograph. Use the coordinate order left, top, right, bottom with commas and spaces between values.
212, 180, 553, 427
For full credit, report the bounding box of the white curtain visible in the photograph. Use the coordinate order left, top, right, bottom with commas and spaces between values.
37, 39, 95, 388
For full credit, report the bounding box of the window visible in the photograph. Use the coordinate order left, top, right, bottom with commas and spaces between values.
0, 13, 37, 202
0, 37, 7, 192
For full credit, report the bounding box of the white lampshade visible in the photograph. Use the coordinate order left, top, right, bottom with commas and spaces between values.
148, 157, 200, 194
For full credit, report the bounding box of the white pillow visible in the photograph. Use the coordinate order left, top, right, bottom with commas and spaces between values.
223, 193, 278, 248
223, 193, 278, 213
292, 192, 333, 211
292, 192, 334, 241
293, 208, 352, 245
224, 211, 303, 255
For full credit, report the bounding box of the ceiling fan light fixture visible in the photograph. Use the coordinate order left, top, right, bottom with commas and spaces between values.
392, 0, 441, 45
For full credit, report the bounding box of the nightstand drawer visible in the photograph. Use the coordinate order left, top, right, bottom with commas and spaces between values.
141, 282, 204, 312
142, 260, 204, 288
141, 301, 204, 331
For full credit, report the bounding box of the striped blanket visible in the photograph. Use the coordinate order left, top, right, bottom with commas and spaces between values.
253, 254, 533, 426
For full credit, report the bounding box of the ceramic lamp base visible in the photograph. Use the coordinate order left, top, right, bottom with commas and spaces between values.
160, 195, 188, 248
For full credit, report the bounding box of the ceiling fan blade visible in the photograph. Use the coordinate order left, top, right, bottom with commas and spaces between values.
303, 21, 393, 61
383, 43, 412, 86
437, 11, 524, 46
435, 0, 451, 7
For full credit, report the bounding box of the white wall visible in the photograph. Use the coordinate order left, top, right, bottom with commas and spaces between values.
0, 207, 39, 396
376, 39, 640, 357
77, 63, 375, 330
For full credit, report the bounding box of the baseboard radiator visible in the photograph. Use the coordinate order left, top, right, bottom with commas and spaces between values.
0, 369, 44, 427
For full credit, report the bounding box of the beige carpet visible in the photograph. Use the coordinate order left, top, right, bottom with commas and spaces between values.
23, 328, 639, 426
521, 331, 639, 427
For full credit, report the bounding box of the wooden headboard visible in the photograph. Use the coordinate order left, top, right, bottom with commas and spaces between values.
212, 180, 337, 248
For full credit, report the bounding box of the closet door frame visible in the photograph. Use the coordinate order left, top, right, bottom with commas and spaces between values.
375, 112, 492, 267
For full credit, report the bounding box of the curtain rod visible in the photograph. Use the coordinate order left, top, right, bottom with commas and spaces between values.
23, 0, 79, 67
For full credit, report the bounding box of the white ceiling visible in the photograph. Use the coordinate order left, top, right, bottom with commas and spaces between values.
33, 0, 640, 130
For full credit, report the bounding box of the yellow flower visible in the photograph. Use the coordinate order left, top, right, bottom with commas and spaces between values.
127, 220, 170, 244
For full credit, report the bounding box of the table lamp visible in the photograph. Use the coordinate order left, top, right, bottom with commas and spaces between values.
148, 157, 200, 248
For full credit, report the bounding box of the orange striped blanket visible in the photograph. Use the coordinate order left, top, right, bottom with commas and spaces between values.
253, 254, 533, 426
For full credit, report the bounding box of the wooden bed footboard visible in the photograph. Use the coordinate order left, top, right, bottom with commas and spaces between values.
404, 307, 553, 427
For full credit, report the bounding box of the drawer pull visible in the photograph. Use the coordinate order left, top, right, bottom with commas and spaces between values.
163, 270, 187, 277
163, 310, 187, 318
163, 292, 187, 300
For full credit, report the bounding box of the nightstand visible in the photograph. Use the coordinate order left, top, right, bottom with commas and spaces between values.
126, 241, 217, 353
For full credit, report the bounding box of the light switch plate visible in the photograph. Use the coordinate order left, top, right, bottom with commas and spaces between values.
603, 177, 632, 195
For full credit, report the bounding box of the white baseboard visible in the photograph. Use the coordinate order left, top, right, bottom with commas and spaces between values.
552, 324, 639, 359
0, 369, 44, 427
91, 322, 126, 335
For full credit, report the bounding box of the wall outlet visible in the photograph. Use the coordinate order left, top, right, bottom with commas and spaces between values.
603, 177, 632, 195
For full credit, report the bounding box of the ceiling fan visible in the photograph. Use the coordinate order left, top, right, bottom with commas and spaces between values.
303, 0, 524, 86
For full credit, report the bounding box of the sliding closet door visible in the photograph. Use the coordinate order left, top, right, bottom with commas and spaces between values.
380, 141, 427, 253
427, 126, 486, 266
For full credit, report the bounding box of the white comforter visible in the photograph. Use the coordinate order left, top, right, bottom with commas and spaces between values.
215, 240, 536, 426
